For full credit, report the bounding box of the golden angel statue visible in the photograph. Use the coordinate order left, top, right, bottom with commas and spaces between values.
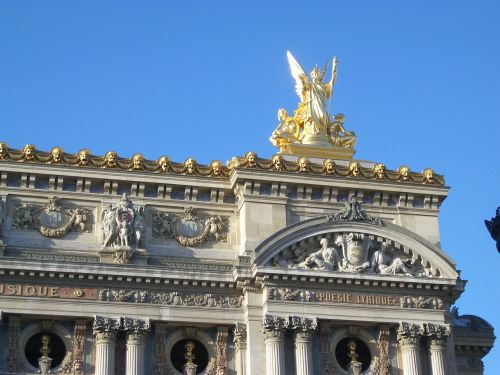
270, 51, 356, 159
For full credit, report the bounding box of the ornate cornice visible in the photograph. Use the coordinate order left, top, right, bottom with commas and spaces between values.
0, 143, 444, 185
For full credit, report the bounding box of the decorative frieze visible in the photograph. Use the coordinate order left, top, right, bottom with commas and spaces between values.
98, 288, 243, 308
12, 196, 93, 238
152, 207, 228, 247
267, 287, 313, 302
401, 296, 443, 310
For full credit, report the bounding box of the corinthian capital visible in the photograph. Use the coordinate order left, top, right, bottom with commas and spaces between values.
263, 314, 289, 331
290, 316, 318, 332
93, 315, 121, 336
424, 323, 450, 339
397, 321, 424, 340
123, 317, 151, 334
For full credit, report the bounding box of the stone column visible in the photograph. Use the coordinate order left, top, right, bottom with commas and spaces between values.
93, 316, 121, 375
425, 324, 450, 375
397, 322, 424, 375
263, 315, 289, 375
290, 316, 318, 375
123, 317, 151, 375
233, 323, 247, 375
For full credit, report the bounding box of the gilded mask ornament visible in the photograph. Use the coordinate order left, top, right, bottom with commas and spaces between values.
131, 153, 145, 170
271, 154, 284, 171
297, 157, 310, 172
184, 158, 197, 174
349, 162, 361, 177
104, 151, 118, 168
323, 159, 335, 174
50, 146, 64, 164
245, 152, 257, 168
77, 149, 91, 165
0, 142, 7, 160
23, 144, 36, 161
374, 163, 386, 179
210, 160, 223, 176
398, 166, 411, 181
158, 156, 170, 172
423, 168, 434, 184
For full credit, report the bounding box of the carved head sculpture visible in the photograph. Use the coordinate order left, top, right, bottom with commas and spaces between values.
277, 108, 288, 122
104, 151, 118, 168
23, 144, 36, 161
184, 158, 197, 174
271, 154, 284, 171
77, 149, 91, 165
349, 161, 361, 177
131, 153, 144, 170
210, 160, 223, 176
0, 142, 7, 159
185, 341, 195, 364
374, 163, 386, 179
158, 156, 170, 172
398, 166, 411, 181
334, 113, 345, 126
423, 168, 435, 184
245, 151, 257, 168
323, 159, 335, 175
297, 157, 310, 172
50, 146, 64, 163
320, 238, 329, 248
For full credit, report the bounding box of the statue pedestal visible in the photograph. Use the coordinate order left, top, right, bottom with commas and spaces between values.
349, 361, 362, 375
183, 363, 197, 375
38, 356, 52, 374
281, 141, 355, 160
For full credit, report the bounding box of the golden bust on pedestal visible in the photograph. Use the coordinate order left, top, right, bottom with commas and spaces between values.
270, 51, 357, 159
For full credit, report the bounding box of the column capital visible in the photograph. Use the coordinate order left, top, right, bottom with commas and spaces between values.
424, 323, 450, 339
397, 322, 424, 340
233, 322, 247, 350
263, 314, 289, 331
93, 315, 121, 337
290, 316, 318, 333
123, 317, 151, 338
264, 329, 285, 341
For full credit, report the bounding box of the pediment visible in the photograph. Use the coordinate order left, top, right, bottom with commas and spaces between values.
253, 217, 458, 280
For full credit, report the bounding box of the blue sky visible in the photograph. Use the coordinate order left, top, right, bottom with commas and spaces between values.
1, 1, 499, 371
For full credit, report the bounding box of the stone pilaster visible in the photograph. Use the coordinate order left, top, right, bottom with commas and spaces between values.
397, 322, 424, 375
263, 315, 289, 375
123, 317, 151, 375
7, 315, 20, 373
154, 324, 167, 375
290, 316, 317, 375
233, 323, 247, 375
93, 316, 121, 375
425, 323, 450, 375
71, 319, 88, 374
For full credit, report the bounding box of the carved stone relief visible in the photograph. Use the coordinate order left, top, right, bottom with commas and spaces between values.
7, 316, 20, 373
207, 328, 228, 375
152, 207, 228, 247
98, 288, 243, 308
327, 195, 382, 226
400, 296, 443, 309
270, 235, 433, 277
154, 324, 167, 375
100, 193, 144, 249
12, 196, 93, 238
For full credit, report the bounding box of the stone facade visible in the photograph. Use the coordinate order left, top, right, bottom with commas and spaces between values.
0, 147, 494, 374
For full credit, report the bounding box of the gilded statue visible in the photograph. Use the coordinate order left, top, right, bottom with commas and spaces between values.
374, 163, 386, 179
270, 51, 357, 158
183, 158, 197, 174
158, 156, 170, 172
323, 159, 335, 175
398, 166, 411, 181
131, 153, 145, 170
103, 151, 118, 168
422, 168, 435, 184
